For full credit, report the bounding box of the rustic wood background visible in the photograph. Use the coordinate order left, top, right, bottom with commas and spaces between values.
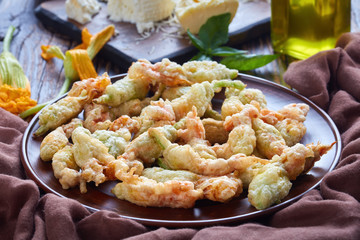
0, 0, 359, 108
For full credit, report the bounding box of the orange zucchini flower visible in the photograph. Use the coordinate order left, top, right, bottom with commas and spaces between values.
20, 25, 115, 118
0, 26, 37, 115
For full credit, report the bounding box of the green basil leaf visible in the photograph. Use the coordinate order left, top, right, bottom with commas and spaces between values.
198, 13, 231, 50
187, 30, 205, 51
221, 54, 279, 71
191, 52, 213, 61
211, 46, 248, 56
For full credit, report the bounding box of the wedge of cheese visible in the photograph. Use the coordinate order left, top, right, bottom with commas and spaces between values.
107, 0, 176, 33
175, 0, 239, 34
65, 0, 101, 24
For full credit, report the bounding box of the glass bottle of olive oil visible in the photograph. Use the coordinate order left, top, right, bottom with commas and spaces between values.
271, 0, 351, 60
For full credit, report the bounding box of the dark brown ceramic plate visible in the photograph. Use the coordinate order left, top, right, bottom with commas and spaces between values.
21, 73, 341, 227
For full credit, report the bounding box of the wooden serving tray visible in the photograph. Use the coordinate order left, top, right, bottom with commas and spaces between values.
35, 0, 270, 68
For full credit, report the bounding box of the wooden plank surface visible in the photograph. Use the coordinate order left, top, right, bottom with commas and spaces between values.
0, 0, 359, 110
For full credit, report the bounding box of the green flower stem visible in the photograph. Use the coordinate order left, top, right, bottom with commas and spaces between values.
212, 80, 246, 91
20, 77, 72, 119
19, 102, 48, 119
57, 77, 72, 98
148, 128, 171, 150
3, 26, 15, 52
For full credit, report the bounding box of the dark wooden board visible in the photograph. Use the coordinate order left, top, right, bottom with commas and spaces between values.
35, 0, 271, 68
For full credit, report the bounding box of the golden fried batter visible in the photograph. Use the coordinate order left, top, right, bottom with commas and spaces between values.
52, 145, 85, 192
196, 175, 243, 203
112, 174, 203, 208
37, 59, 335, 210
72, 127, 115, 186
40, 127, 68, 161
248, 163, 292, 210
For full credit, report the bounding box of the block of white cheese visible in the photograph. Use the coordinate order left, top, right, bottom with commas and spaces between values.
65, 0, 101, 24
175, 0, 239, 34
107, 0, 176, 33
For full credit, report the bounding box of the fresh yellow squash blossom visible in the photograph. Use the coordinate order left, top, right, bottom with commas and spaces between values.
0, 26, 37, 115
20, 25, 115, 118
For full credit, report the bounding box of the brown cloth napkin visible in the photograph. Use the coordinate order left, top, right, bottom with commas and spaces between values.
1, 33, 360, 240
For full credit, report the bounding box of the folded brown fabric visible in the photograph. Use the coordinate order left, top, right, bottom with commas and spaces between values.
283, 32, 360, 111
1, 32, 360, 240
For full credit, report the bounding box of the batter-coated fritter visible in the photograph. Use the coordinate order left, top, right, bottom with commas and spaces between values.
150, 127, 248, 176
128, 58, 191, 87
40, 127, 68, 161
110, 99, 144, 118
123, 125, 177, 165
135, 99, 176, 137
278, 103, 309, 122
272, 142, 335, 180
96, 59, 192, 107
260, 108, 284, 126
109, 83, 165, 119
68, 73, 111, 99
52, 145, 86, 193
176, 106, 207, 144
214, 104, 259, 159
221, 87, 266, 120
142, 167, 243, 203
92, 130, 131, 158
72, 127, 115, 186
171, 81, 214, 121
171, 80, 246, 121
106, 157, 144, 181
275, 103, 309, 146
202, 118, 229, 145
95, 75, 150, 107
221, 94, 244, 120
248, 163, 292, 210
230, 156, 270, 188
238, 88, 267, 109
83, 103, 111, 133
246, 142, 332, 209
35, 74, 111, 136
161, 86, 191, 101
111, 174, 203, 208
154, 138, 231, 175
196, 175, 243, 203
110, 99, 175, 140
142, 167, 200, 182
109, 115, 141, 135
182, 60, 238, 83
62, 118, 83, 138
35, 93, 88, 136
176, 107, 217, 160
252, 118, 287, 159
161, 86, 221, 121
275, 119, 307, 147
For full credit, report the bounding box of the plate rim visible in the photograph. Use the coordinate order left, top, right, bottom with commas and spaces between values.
20, 73, 342, 227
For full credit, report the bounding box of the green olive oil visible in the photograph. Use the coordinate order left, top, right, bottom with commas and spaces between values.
271, 0, 351, 60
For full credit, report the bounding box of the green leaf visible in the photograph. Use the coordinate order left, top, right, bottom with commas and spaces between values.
211, 46, 248, 56
198, 13, 231, 50
187, 30, 205, 51
191, 52, 213, 61
221, 54, 279, 71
